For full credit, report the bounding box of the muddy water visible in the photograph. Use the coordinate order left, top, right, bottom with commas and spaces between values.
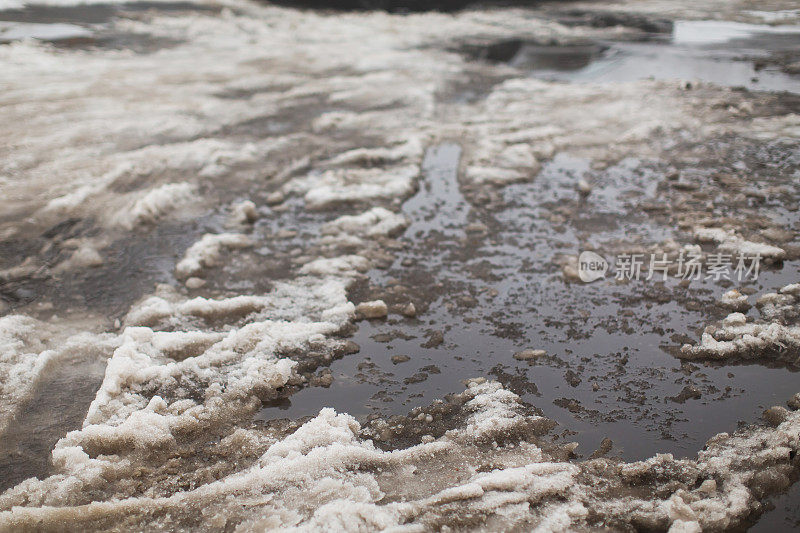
260, 144, 800, 461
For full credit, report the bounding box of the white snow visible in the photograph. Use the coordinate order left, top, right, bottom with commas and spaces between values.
681, 284, 800, 360
175, 233, 253, 279
321, 207, 408, 238
119, 183, 197, 230
694, 227, 786, 261
302, 165, 419, 210
355, 300, 388, 319
0, 316, 117, 436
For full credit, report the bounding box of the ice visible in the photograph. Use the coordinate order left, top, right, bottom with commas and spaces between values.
0, 22, 91, 42
0, 316, 117, 436
681, 284, 800, 361
299, 255, 371, 279
53, 240, 105, 273
229, 200, 258, 226
301, 165, 419, 210
175, 233, 253, 279
355, 300, 389, 319
719, 289, 750, 312
694, 227, 786, 261
673, 20, 800, 45
5, 376, 800, 531
121, 183, 197, 229
321, 207, 408, 239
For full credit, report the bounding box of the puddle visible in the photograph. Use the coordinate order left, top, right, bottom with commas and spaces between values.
259, 144, 800, 461
0, 21, 91, 42
463, 20, 800, 94
0, 354, 108, 493
750, 480, 800, 531
673, 20, 800, 46
0, 2, 217, 24
0, 2, 214, 50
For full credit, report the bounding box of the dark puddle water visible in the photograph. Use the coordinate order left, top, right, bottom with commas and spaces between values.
260, 143, 800, 463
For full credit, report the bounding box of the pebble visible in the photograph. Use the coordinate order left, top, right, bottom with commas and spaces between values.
266, 191, 285, 205
356, 300, 388, 319
401, 302, 417, 317
232, 200, 258, 224
185, 277, 206, 289
465, 222, 488, 234
275, 230, 298, 239
391, 355, 411, 364
514, 349, 546, 361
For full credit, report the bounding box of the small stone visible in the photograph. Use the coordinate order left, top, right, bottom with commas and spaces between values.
231, 200, 258, 224
763, 406, 790, 427
514, 349, 546, 361
391, 355, 411, 364
356, 300, 388, 319
761, 227, 795, 243
275, 229, 297, 239
185, 277, 206, 289
577, 179, 593, 195
266, 191, 285, 205
401, 302, 417, 317
465, 222, 488, 234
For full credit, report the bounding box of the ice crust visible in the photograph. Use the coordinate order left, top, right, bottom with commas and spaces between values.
694, 227, 786, 261
681, 283, 800, 361
0, 316, 118, 436
2, 379, 799, 531
175, 233, 253, 279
